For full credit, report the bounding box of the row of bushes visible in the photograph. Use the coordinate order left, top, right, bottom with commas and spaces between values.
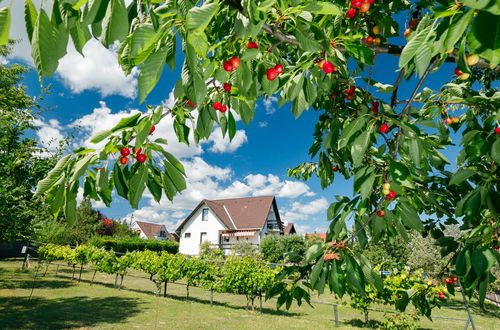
87, 236, 178, 254
38, 243, 278, 309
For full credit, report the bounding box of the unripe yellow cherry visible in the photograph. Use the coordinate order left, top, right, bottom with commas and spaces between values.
372, 25, 380, 34
459, 73, 470, 80
382, 182, 391, 190
466, 54, 479, 66
382, 188, 391, 195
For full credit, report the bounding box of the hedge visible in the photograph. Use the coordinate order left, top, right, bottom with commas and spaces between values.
88, 236, 178, 254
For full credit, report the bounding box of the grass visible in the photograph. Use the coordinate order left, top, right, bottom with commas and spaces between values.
0, 259, 499, 329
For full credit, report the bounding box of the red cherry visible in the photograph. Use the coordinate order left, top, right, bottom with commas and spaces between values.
136, 154, 147, 163
247, 42, 258, 49
322, 61, 335, 73
444, 278, 451, 284
387, 190, 396, 199
266, 68, 278, 81
149, 125, 155, 134
132, 147, 142, 155
332, 166, 338, 172
187, 100, 195, 107
444, 118, 453, 125
213, 102, 223, 110
223, 61, 234, 72
275, 64, 284, 74
495, 127, 500, 134
120, 148, 130, 156
371, 101, 379, 114
224, 83, 231, 92
345, 94, 355, 101
349, 85, 356, 93
494, 244, 499, 250
439, 295, 445, 299
119, 156, 129, 165
346, 8, 357, 18
351, 0, 362, 8
365, 36, 375, 45
360, 2, 370, 13
454, 68, 463, 76
379, 123, 389, 133
369, 0, 375, 3
404, 29, 411, 37
376, 210, 385, 217
220, 105, 227, 113
230, 56, 240, 69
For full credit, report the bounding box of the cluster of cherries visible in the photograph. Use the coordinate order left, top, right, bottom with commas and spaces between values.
213, 102, 228, 113
404, 7, 421, 37
347, 0, 375, 18
266, 63, 284, 81
223, 56, 241, 72
365, 26, 381, 46
345, 85, 356, 101
444, 275, 458, 285
118, 126, 154, 165
437, 291, 446, 300
318, 60, 336, 73
444, 116, 460, 125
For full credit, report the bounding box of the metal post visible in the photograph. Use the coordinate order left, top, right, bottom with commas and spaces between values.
458, 280, 476, 330
333, 304, 339, 325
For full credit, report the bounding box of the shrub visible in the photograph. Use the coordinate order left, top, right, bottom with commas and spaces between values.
88, 236, 178, 254
260, 235, 306, 263
231, 241, 258, 257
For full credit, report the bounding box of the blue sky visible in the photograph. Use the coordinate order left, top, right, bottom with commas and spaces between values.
3, 1, 468, 235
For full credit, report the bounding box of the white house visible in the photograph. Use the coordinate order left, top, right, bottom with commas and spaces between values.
131, 221, 168, 240
176, 196, 284, 255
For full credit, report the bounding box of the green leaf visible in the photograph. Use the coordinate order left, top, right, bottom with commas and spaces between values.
390, 161, 414, 188
303, 2, 341, 15
399, 201, 424, 232
112, 161, 128, 199
70, 21, 91, 55
34, 154, 72, 197
492, 138, 500, 164
0, 7, 10, 46
147, 168, 163, 203
409, 138, 421, 165
238, 99, 255, 126
128, 165, 148, 209
310, 257, 324, 288
443, 9, 474, 51
134, 118, 152, 149
472, 247, 496, 276
163, 160, 186, 192
295, 28, 322, 53
101, 0, 129, 47
24, 0, 38, 43
111, 113, 141, 132
64, 184, 78, 224
186, 3, 218, 32
399, 25, 432, 69
468, 11, 500, 67
345, 43, 374, 65
305, 243, 324, 263
138, 48, 167, 103
461, 0, 499, 15
71, 154, 96, 181
291, 89, 308, 118
90, 129, 113, 144
354, 167, 375, 200
450, 169, 476, 185
161, 151, 186, 175
339, 116, 368, 148
463, 189, 481, 218
350, 126, 372, 168
31, 9, 67, 77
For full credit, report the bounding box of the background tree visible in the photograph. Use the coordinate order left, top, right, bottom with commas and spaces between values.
0, 43, 59, 242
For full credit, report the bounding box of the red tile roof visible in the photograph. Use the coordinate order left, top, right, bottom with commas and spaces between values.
284, 223, 297, 235
305, 233, 326, 242
176, 196, 282, 232
134, 221, 167, 239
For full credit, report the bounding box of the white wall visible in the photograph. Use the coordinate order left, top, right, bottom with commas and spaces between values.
179, 204, 226, 255
131, 222, 148, 239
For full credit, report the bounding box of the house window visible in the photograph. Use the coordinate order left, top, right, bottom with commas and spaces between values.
200, 232, 207, 243
159, 231, 167, 238
185, 232, 191, 238
223, 236, 230, 243
202, 208, 209, 221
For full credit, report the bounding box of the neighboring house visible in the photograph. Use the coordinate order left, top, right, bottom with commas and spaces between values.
131, 221, 168, 240
176, 196, 284, 255
284, 223, 297, 235
305, 232, 326, 242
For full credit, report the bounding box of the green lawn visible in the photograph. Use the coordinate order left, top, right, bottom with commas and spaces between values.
0, 259, 498, 329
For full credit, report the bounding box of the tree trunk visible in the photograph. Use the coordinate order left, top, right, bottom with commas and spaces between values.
44, 262, 50, 276
251, 297, 255, 312
55, 264, 59, 277
114, 273, 119, 288
119, 274, 124, 290
259, 291, 263, 314
163, 281, 167, 297
78, 265, 83, 282
71, 265, 76, 281
91, 269, 97, 285
210, 289, 214, 306
364, 309, 369, 324
186, 284, 190, 298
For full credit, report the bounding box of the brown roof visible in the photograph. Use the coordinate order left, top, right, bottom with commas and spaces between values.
305, 233, 326, 242
135, 221, 167, 239
176, 196, 282, 232
284, 223, 297, 235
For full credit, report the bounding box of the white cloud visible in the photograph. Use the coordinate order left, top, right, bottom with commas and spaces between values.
207, 127, 248, 153
32, 118, 65, 152
262, 96, 278, 115
258, 121, 268, 128
294, 224, 312, 235
281, 198, 329, 222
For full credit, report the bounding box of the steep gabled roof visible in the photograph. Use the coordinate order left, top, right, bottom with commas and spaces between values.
176, 196, 280, 233
284, 223, 297, 235
134, 221, 167, 239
